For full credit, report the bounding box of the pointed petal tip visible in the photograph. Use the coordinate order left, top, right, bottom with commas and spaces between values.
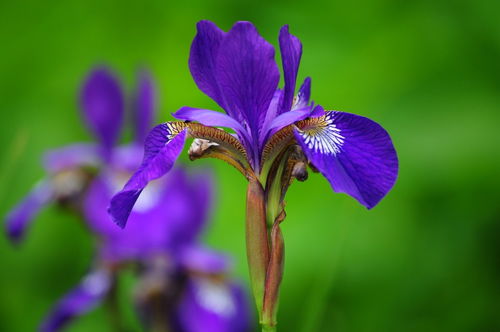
108, 189, 142, 229
229, 21, 260, 36
107, 124, 188, 228
196, 19, 218, 30
279, 24, 290, 34
5, 223, 24, 245
4, 180, 54, 245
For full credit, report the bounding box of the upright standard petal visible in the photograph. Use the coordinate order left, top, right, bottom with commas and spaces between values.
294, 77, 312, 110
39, 269, 111, 332
80, 67, 124, 158
216, 21, 280, 155
134, 71, 156, 144
108, 123, 187, 228
294, 111, 398, 208
5, 180, 54, 244
189, 20, 227, 109
278, 25, 302, 114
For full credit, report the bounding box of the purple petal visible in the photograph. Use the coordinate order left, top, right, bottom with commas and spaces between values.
5, 180, 54, 244
215, 21, 280, 151
189, 20, 227, 109
39, 269, 111, 332
278, 25, 302, 114
173, 107, 249, 140
177, 279, 252, 332
80, 67, 124, 159
259, 89, 284, 148
179, 246, 232, 275
43, 144, 101, 172
266, 105, 316, 135
109, 144, 144, 171
108, 124, 187, 228
294, 77, 311, 110
294, 111, 398, 208
134, 70, 156, 144
97, 167, 213, 261
260, 105, 323, 147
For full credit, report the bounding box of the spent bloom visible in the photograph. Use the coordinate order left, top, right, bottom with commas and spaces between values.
110, 21, 399, 331
5, 67, 250, 332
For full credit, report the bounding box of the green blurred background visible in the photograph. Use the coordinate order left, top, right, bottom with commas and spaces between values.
1, 0, 499, 331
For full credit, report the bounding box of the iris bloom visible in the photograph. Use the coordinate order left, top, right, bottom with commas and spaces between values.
5, 67, 250, 332
110, 21, 398, 331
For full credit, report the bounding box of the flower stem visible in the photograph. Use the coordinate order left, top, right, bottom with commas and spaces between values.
105, 273, 128, 332
245, 178, 270, 318
262, 324, 277, 332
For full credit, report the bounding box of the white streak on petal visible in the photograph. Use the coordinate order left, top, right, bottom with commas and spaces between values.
297, 112, 344, 155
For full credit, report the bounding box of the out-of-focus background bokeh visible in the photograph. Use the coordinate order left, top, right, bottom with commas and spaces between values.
1, 0, 499, 331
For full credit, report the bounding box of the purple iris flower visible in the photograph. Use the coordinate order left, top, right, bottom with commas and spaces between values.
110, 21, 398, 225
109, 21, 398, 331
5, 67, 250, 332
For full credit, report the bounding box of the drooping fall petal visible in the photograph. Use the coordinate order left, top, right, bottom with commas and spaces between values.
39, 269, 111, 332
108, 123, 187, 228
5, 180, 54, 244
294, 111, 398, 208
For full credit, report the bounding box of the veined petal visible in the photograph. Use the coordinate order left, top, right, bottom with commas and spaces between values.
5, 180, 54, 244
189, 20, 227, 109
109, 123, 188, 228
177, 279, 251, 332
261, 89, 283, 137
266, 105, 321, 137
43, 143, 101, 172
294, 111, 398, 208
134, 70, 156, 144
259, 105, 324, 159
80, 67, 124, 158
294, 77, 311, 110
216, 21, 280, 150
173, 107, 251, 143
279, 25, 302, 114
39, 269, 111, 332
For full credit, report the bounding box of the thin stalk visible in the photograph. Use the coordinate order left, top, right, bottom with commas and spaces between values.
245, 178, 270, 319
262, 325, 277, 332
105, 273, 128, 332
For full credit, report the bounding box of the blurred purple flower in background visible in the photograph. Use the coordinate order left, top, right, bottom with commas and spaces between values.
5, 67, 250, 332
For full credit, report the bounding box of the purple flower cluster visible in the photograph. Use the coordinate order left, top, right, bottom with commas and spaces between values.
5, 68, 250, 332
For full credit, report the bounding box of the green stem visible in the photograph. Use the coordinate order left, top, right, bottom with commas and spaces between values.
105, 273, 128, 332
262, 324, 277, 332
245, 179, 270, 319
